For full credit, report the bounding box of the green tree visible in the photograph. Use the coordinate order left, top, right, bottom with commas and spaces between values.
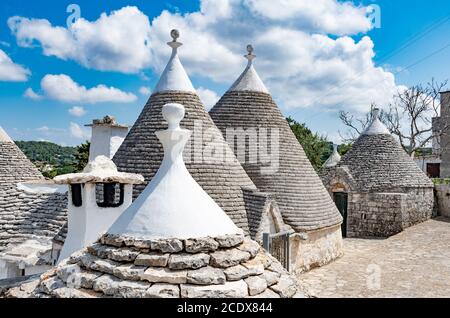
337, 143, 352, 156
287, 117, 331, 171
73, 141, 90, 172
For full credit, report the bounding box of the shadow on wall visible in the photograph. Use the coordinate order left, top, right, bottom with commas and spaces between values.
434, 184, 450, 218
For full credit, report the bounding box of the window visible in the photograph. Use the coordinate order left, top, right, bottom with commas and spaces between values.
71, 184, 83, 207
96, 183, 124, 208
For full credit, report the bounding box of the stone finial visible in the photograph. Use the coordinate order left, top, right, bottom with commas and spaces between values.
168, 29, 182, 50
323, 144, 341, 168
153, 28, 195, 93
162, 103, 185, 130
107, 102, 242, 240
245, 44, 256, 64
372, 108, 381, 119
171, 29, 180, 41
227, 44, 268, 93
363, 107, 390, 135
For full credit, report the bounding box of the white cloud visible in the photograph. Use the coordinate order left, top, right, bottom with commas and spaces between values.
244, 0, 372, 35
0, 49, 30, 82
139, 86, 151, 96
68, 106, 87, 117
7, 1, 400, 114
36, 126, 49, 132
38, 74, 137, 104
145, 0, 400, 113
8, 6, 151, 73
70, 122, 91, 140
197, 87, 220, 110
24, 87, 43, 100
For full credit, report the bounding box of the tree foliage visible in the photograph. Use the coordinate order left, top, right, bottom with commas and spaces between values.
287, 117, 331, 171
16, 140, 90, 178
16, 141, 76, 165
73, 141, 90, 172
339, 78, 449, 157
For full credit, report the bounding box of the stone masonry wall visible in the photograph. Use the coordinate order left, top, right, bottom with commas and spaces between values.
402, 187, 434, 228
290, 224, 343, 274
347, 188, 433, 238
439, 92, 450, 177
347, 192, 406, 238
434, 184, 450, 218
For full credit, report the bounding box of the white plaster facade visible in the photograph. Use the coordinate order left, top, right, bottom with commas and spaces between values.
0, 239, 53, 279
55, 156, 143, 263
108, 103, 242, 240
290, 225, 343, 274
87, 118, 129, 162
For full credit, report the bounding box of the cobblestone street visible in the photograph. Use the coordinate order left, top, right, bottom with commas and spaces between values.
297, 217, 450, 298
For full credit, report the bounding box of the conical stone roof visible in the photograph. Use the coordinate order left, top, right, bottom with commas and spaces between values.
209, 47, 342, 232
113, 32, 268, 235
0, 127, 67, 251
332, 109, 433, 191
0, 126, 44, 185
23, 103, 308, 299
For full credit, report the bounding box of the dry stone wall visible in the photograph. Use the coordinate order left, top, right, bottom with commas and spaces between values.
347, 188, 433, 238
7, 234, 309, 298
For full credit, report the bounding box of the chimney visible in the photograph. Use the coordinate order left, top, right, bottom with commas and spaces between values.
53, 156, 144, 263
85, 115, 128, 162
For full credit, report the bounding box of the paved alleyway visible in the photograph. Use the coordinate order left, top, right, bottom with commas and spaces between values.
297, 217, 450, 298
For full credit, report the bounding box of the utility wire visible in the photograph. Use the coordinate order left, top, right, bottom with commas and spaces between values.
288, 14, 450, 122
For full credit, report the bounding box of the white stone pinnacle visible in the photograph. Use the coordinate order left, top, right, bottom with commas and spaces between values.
107, 103, 242, 240
0, 126, 13, 143
228, 44, 269, 93
153, 29, 196, 94
362, 108, 390, 135
324, 144, 341, 168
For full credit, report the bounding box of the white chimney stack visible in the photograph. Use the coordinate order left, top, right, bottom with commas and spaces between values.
53, 156, 144, 263
86, 115, 128, 162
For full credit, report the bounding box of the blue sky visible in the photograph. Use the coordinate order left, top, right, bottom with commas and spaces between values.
0, 0, 449, 145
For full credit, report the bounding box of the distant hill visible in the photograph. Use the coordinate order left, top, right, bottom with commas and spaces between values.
15, 141, 78, 177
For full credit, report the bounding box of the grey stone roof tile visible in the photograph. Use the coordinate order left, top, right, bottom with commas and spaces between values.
209, 91, 342, 232
112, 91, 269, 235
0, 140, 68, 251
329, 134, 433, 191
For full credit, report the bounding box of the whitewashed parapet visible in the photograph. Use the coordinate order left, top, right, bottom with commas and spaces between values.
54, 156, 144, 185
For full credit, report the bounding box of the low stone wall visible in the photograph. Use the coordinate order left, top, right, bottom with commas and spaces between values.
290, 224, 343, 274
347, 188, 433, 238
5, 234, 310, 298
403, 187, 434, 228
434, 184, 450, 217
347, 192, 405, 238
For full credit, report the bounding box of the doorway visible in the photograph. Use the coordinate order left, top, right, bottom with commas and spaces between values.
333, 192, 348, 237
426, 163, 440, 178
